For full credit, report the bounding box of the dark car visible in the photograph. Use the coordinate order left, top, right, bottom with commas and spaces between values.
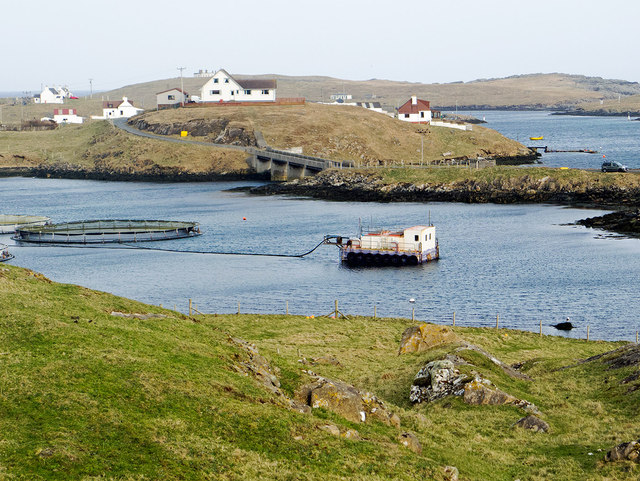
601, 161, 628, 172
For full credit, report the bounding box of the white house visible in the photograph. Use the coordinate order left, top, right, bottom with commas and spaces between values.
397, 95, 433, 123
91, 97, 143, 119
53, 108, 83, 124
330, 93, 352, 101
200, 69, 276, 103
156, 88, 189, 108
34, 86, 73, 104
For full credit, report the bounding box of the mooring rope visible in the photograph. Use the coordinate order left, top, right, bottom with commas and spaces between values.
9, 237, 335, 258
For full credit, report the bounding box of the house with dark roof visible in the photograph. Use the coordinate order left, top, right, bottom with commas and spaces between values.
397, 96, 437, 123
156, 88, 190, 109
200, 69, 276, 103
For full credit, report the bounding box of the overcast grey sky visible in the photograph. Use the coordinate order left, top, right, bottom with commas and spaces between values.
4, 0, 639, 92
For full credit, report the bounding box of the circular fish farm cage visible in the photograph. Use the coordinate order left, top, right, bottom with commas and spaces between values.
0, 215, 51, 234
13, 219, 201, 244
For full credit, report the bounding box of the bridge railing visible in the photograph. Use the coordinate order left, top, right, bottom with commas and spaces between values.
264, 148, 355, 169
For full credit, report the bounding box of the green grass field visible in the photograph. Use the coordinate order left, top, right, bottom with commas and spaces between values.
1, 263, 639, 480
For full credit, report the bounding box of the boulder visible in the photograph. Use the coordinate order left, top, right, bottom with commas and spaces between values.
410, 360, 468, 403
443, 465, 459, 481
605, 440, 640, 462
297, 377, 399, 426
318, 424, 341, 437
398, 323, 460, 355
463, 376, 540, 414
513, 415, 549, 433
398, 432, 422, 454
229, 337, 281, 394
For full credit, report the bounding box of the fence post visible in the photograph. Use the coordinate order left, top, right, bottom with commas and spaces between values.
237, 302, 241, 315
496, 314, 499, 329
587, 325, 590, 341
636, 331, 638, 344
453, 311, 456, 327
286, 300, 289, 315
189, 298, 192, 316
374, 304, 377, 319
335, 300, 339, 319
412, 307, 415, 322
540, 320, 542, 336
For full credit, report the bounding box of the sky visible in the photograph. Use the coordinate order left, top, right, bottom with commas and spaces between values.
3, 0, 640, 93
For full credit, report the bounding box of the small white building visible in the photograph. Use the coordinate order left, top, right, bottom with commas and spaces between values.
92, 97, 143, 119
330, 93, 352, 101
34, 86, 73, 104
53, 108, 83, 124
397, 96, 433, 123
359, 225, 437, 253
156, 88, 189, 108
200, 69, 276, 103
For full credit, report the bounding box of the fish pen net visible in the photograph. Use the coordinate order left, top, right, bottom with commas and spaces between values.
0, 215, 50, 233
13, 219, 201, 244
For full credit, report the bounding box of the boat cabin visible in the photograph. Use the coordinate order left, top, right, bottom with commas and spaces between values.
360, 225, 436, 253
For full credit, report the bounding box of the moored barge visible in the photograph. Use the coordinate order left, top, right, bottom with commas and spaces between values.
338, 224, 439, 267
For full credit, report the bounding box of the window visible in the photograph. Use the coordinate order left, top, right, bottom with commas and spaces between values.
224, 78, 229, 83
420, 112, 424, 118
404, 114, 409, 118
230, 91, 234, 95
429, 233, 431, 240
261, 89, 270, 95
213, 78, 219, 83
244, 89, 252, 95
210, 90, 220, 95
168, 95, 175, 100
414, 235, 419, 241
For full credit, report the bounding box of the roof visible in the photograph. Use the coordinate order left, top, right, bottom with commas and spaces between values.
156, 88, 189, 95
398, 98, 431, 114
103, 100, 124, 108
236, 79, 277, 90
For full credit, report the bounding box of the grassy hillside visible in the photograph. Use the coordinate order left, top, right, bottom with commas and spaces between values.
91, 73, 640, 112
0, 120, 249, 176
1, 263, 639, 480
137, 103, 532, 165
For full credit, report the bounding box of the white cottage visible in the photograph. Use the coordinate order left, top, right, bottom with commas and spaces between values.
53, 108, 83, 124
397, 96, 433, 123
93, 97, 144, 119
156, 88, 189, 108
200, 69, 276, 103
34, 86, 73, 104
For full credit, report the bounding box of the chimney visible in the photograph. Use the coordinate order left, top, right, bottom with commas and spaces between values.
411, 95, 417, 105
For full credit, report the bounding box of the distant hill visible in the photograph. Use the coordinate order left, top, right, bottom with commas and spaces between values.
98, 73, 640, 112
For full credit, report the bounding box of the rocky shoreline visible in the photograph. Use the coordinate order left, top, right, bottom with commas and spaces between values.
0, 165, 268, 182
249, 170, 640, 208
577, 210, 640, 237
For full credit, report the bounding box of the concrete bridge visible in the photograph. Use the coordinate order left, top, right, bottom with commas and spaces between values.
114, 119, 353, 181
249, 148, 354, 181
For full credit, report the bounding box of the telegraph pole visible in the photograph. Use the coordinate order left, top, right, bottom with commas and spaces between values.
177, 67, 186, 106
89, 78, 93, 99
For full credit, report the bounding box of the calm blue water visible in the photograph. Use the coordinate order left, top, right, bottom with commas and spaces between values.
2, 176, 640, 342
459, 110, 640, 169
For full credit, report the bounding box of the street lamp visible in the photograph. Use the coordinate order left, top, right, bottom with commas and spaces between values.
416, 128, 429, 166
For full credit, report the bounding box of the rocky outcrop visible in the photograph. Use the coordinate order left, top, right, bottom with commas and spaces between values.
398, 323, 460, 355
605, 440, 640, 462
410, 359, 540, 414
296, 377, 400, 426
513, 415, 550, 433
398, 432, 422, 454
410, 360, 468, 403
128, 118, 257, 146
577, 209, 640, 237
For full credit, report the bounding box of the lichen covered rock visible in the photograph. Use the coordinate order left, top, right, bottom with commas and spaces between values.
398, 323, 460, 355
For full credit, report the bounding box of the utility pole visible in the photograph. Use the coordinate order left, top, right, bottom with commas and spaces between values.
416, 128, 429, 166
89, 78, 93, 99
177, 67, 186, 106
